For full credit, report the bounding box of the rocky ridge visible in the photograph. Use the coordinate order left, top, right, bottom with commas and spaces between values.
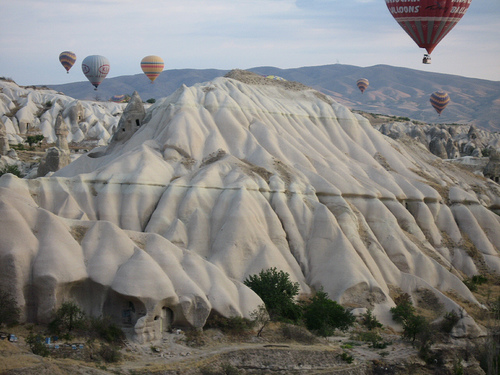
0, 71, 499, 343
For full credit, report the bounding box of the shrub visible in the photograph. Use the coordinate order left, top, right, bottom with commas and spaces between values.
98, 343, 121, 363
89, 315, 125, 343
244, 267, 301, 322
146, 98, 156, 104
48, 301, 86, 339
205, 314, 254, 335
340, 351, 354, 364
0, 164, 22, 177
441, 310, 460, 333
390, 293, 415, 324
0, 289, 20, 326
26, 134, 44, 147
361, 309, 382, 330
26, 328, 50, 357
301, 289, 355, 337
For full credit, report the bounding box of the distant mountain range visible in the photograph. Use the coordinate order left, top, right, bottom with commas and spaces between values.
47, 64, 500, 131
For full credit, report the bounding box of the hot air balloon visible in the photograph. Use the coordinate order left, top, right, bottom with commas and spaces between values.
82, 55, 110, 90
266, 75, 286, 81
140, 55, 164, 83
110, 94, 127, 103
385, 0, 472, 63
430, 91, 450, 115
356, 78, 369, 94
59, 51, 76, 74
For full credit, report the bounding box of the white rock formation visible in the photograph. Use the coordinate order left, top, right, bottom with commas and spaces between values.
1, 71, 499, 342
0, 79, 124, 145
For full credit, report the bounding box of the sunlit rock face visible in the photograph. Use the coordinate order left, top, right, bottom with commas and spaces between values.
1, 71, 499, 342
0, 80, 124, 146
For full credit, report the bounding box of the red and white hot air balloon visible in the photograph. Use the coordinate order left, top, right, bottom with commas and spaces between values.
385, 0, 472, 63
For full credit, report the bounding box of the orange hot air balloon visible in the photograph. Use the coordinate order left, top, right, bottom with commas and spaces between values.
140, 55, 164, 83
385, 0, 472, 63
356, 78, 369, 94
59, 51, 76, 73
430, 91, 450, 115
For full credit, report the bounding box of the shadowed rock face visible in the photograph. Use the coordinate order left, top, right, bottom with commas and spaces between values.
1, 71, 499, 342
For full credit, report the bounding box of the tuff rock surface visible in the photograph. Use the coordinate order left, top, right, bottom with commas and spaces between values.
1, 71, 499, 342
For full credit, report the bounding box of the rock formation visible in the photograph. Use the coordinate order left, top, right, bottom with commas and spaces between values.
1, 71, 499, 342
0, 118, 9, 156
37, 113, 72, 177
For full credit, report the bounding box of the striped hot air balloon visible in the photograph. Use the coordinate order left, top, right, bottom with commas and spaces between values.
385, 0, 472, 62
140, 55, 164, 83
356, 78, 369, 94
430, 91, 450, 115
59, 51, 76, 74
82, 55, 110, 90
110, 94, 127, 103
266, 75, 286, 81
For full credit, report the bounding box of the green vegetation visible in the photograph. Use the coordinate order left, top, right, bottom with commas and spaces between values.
146, 98, 156, 104
26, 134, 44, 146
0, 164, 22, 177
0, 288, 20, 326
301, 289, 355, 337
463, 274, 488, 292
361, 309, 382, 330
26, 327, 50, 357
244, 267, 301, 322
244, 268, 355, 337
48, 301, 86, 339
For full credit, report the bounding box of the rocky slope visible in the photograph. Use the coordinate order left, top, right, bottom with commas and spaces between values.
1, 70, 499, 343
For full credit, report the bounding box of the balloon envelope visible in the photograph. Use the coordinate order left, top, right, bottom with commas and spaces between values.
140, 55, 164, 83
266, 75, 286, 81
430, 91, 450, 115
110, 94, 127, 103
82, 55, 110, 90
59, 51, 76, 73
385, 0, 472, 54
356, 78, 369, 94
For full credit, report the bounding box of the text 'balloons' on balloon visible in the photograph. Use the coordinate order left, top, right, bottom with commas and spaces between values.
385, 0, 472, 59
140, 55, 164, 83
430, 91, 450, 115
82, 55, 110, 90
59, 51, 76, 74
356, 78, 369, 94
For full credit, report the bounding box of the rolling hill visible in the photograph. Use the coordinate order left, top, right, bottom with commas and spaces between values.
47, 64, 500, 131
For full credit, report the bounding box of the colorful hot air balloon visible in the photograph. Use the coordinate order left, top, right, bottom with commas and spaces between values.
356, 78, 369, 94
140, 55, 164, 83
110, 94, 127, 103
385, 0, 472, 63
266, 75, 286, 81
430, 91, 450, 115
59, 51, 76, 74
82, 55, 110, 90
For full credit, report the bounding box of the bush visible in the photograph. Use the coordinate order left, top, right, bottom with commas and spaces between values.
146, 98, 156, 104
26, 134, 44, 147
48, 301, 86, 339
26, 328, 50, 357
205, 314, 254, 335
302, 289, 355, 337
244, 267, 301, 322
441, 310, 460, 333
0, 289, 20, 326
98, 343, 121, 363
390, 293, 415, 324
0, 164, 22, 177
361, 309, 382, 330
89, 315, 125, 343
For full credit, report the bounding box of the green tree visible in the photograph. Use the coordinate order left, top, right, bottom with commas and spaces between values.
0, 164, 22, 177
48, 301, 86, 338
0, 289, 20, 326
301, 289, 355, 337
244, 267, 301, 321
26, 134, 44, 147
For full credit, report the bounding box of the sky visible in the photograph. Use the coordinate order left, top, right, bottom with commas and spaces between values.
0, 0, 499, 86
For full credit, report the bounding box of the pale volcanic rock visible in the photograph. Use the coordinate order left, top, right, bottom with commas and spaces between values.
1, 71, 499, 341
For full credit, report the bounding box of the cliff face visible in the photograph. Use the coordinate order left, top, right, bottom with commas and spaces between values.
1, 71, 499, 342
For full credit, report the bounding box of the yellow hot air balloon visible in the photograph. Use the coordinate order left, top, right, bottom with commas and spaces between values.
140, 55, 164, 83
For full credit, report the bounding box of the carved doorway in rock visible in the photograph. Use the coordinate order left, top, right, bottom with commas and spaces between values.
160, 306, 173, 332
